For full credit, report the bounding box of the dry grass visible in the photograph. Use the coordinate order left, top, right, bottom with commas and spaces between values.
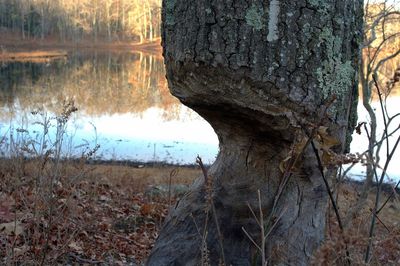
1, 158, 198, 191
0, 157, 200, 265
1, 155, 399, 265
313, 182, 400, 265
90, 164, 199, 192
0, 100, 199, 264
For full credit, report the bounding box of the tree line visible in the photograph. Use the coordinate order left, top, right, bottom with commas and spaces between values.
0, 0, 161, 43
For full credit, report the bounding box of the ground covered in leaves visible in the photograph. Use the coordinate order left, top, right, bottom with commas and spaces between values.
0, 160, 197, 265
0, 159, 399, 265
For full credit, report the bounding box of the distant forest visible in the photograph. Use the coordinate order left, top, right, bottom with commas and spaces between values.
0, 1, 398, 50
0, 0, 161, 43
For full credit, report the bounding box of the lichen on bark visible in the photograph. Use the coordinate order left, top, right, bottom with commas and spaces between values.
316, 28, 355, 107
164, 0, 176, 26
308, 0, 331, 13
245, 4, 265, 31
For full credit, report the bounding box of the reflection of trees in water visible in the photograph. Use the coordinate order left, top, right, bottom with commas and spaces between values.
0, 51, 183, 120
0, 61, 49, 105
127, 52, 181, 119
2, 50, 396, 119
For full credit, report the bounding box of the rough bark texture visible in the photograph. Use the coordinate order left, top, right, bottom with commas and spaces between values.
148, 1, 363, 265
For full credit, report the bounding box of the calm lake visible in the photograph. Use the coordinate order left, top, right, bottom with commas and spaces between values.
0, 50, 399, 181
0, 51, 218, 165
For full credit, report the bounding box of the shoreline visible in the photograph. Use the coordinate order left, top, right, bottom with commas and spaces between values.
0, 50, 68, 62
0, 156, 397, 191
0, 36, 162, 62
73, 159, 400, 193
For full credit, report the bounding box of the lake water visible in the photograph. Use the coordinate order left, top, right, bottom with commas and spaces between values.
0, 51, 218, 165
0, 50, 399, 182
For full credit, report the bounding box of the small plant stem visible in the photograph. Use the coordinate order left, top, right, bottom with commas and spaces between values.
168, 169, 177, 206
258, 190, 266, 266
197, 156, 226, 266
311, 141, 344, 231
373, 74, 390, 158
201, 211, 209, 266
371, 210, 391, 233
377, 180, 400, 214
11, 198, 17, 263
365, 134, 400, 263
196, 156, 208, 183
311, 140, 351, 265
40, 196, 54, 266
211, 201, 226, 265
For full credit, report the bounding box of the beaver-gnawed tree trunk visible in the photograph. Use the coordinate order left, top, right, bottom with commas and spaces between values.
148, 1, 363, 265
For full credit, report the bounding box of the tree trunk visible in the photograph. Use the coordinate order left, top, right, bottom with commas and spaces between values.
148, 1, 363, 265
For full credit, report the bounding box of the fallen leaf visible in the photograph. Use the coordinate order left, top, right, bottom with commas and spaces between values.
68, 241, 83, 252
317, 127, 340, 149
0, 194, 14, 222
13, 245, 29, 256
0, 221, 24, 235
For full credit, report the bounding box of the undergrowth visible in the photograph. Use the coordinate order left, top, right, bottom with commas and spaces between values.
0, 101, 197, 265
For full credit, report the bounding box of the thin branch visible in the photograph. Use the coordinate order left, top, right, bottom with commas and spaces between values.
311, 141, 344, 231
196, 156, 208, 183
242, 227, 262, 252
311, 140, 352, 265
373, 74, 390, 158
377, 180, 400, 214
365, 128, 400, 263
197, 156, 226, 265
364, 11, 400, 47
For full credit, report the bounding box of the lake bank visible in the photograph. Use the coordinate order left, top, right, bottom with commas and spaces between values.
0, 156, 398, 191
0, 34, 162, 62
0, 50, 67, 63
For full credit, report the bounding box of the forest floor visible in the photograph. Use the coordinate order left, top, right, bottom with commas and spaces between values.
0, 160, 198, 265
0, 159, 399, 265
0, 31, 161, 62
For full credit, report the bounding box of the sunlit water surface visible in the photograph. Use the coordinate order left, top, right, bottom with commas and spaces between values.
0, 50, 399, 182
0, 51, 218, 165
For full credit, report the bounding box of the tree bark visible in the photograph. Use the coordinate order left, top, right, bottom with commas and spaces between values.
148, 1, 363, 265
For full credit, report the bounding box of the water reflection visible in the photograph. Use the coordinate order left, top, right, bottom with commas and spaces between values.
0, 50, 399, 179
0, 51, 218, 164
1, 52, 175, 117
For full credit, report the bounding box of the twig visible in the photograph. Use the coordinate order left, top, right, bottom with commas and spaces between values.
258, 190, 266, 266
373, 74, 389, 158
66, 252, 104, 264
311, 141, 344, 231
197, 156, 226, 265
168, 169, 178, 206
365, 133, 400, 263
365, 71, 400, 263
377, 180, 400, 214
370, 209, 391, 233
196, 156, 208, 183
310, 140, 351, 265
242, 190, 287, 266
